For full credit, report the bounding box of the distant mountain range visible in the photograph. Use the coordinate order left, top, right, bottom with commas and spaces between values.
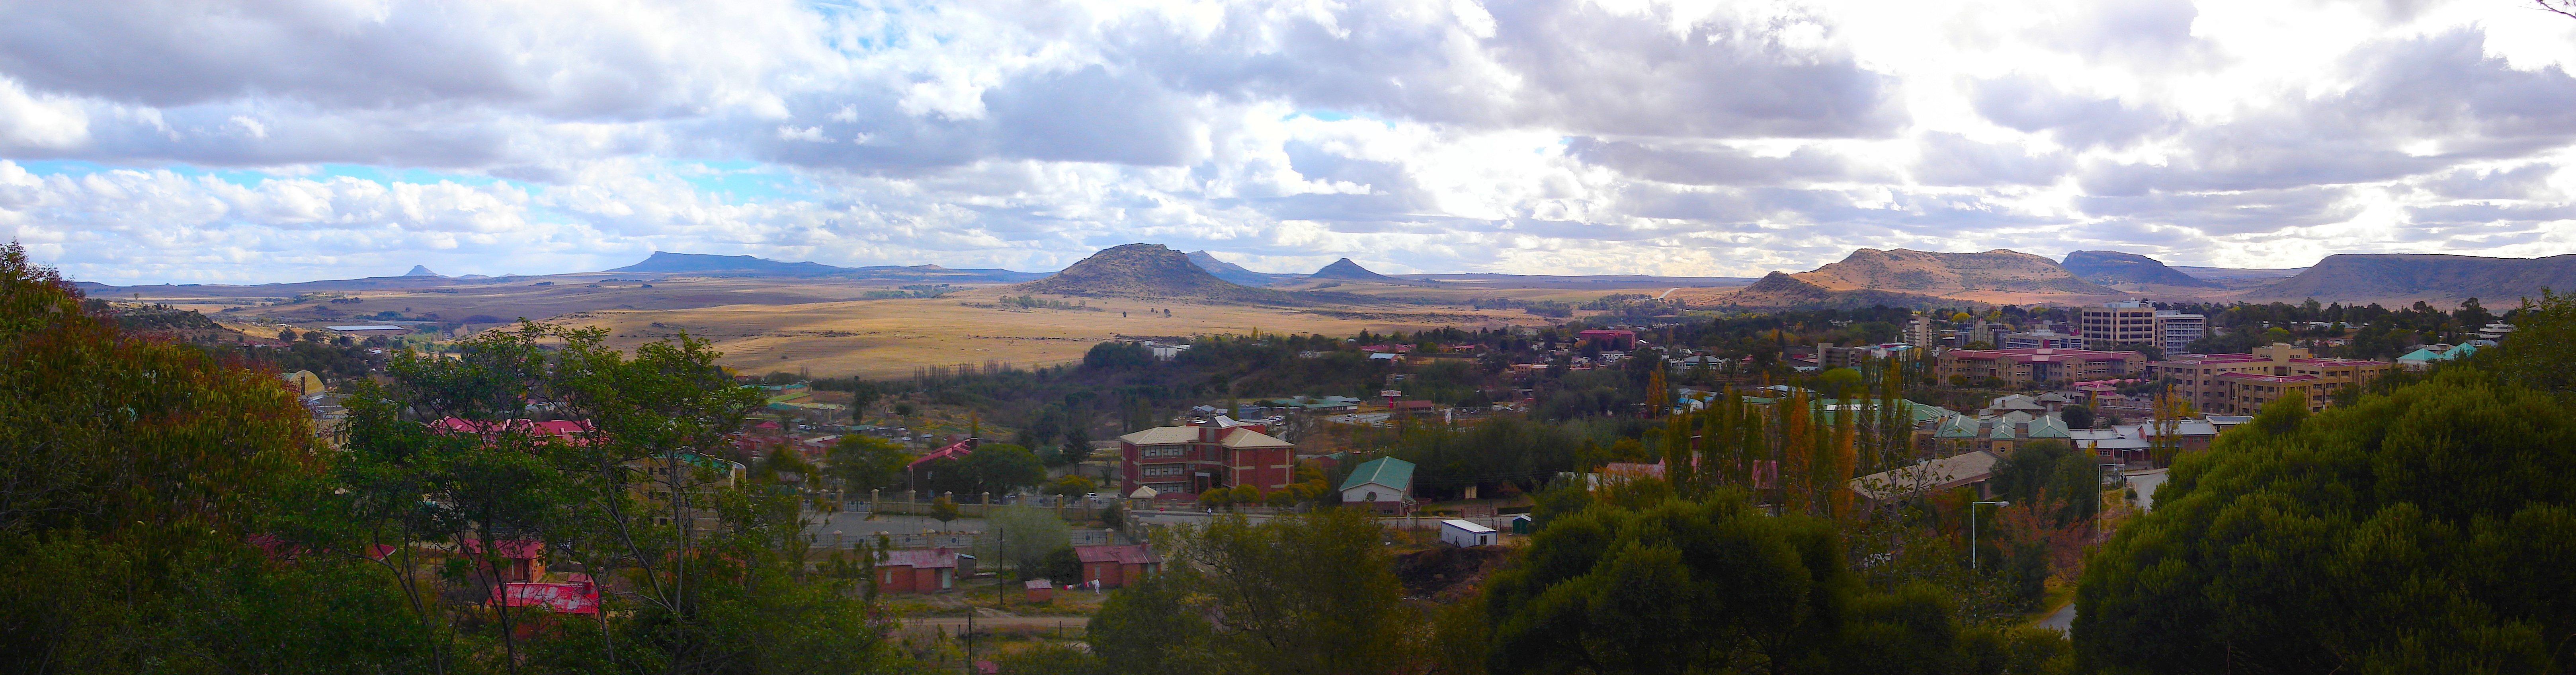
2061, 250, 2219, 288
2244, 254, 2576, 304
2171, 265, 2307, 280
69, 246, 2576, 310
1186, 251, 1301, 286
1723, 248, 2119, 308
608, 252, 1047, 283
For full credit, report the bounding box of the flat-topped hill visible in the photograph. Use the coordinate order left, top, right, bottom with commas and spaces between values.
2248, 253, 2576, 304
2062, 250, 2219, 288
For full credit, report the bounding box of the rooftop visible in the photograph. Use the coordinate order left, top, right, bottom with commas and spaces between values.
883, 548, 958, 569
1945, 347, 2141, 363
1074, 544, 1162, 565
1340, 457, 1416, 492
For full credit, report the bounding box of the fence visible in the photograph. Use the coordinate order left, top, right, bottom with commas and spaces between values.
806, 528, 1121, 552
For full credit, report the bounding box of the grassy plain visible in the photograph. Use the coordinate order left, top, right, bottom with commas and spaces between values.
549, 286, 1582, 379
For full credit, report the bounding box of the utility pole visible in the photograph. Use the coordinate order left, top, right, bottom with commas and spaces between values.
1971, 500, 2010, 571
2098, 463, 2120, 544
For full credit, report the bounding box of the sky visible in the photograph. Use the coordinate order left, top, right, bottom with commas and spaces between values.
6, 0, 2576, 285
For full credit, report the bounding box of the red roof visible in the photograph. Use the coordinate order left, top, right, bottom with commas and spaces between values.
1946, 347, 2139, 363
881, 548, 959, 569
2218, 373, 2321, 384
905, 439, 975, 470
1074, 544, 1162, 565
1395, 400, 1435, 410
430, 417, 592, 439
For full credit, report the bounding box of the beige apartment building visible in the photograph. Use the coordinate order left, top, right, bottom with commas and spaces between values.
2152, 344, 2392, 415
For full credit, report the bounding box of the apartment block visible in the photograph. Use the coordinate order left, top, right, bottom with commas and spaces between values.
2152, 343, 2391, 415
1938, 347, 2147, 387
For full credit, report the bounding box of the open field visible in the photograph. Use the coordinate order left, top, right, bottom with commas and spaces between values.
548, 286, 1575, 378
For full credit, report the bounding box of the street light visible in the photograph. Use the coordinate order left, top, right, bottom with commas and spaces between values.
1971, 500, 2010, 571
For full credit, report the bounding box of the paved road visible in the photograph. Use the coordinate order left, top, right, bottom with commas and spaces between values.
2039, 601, 2077, 633
2124, 468, 2170, 511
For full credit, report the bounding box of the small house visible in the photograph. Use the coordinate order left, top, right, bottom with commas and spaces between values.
877, 548, 959, 593
1338, 457, 1416, 515
1023, 579, 1054, 603
1439, 519, 1497, 548
1074, 544, 1163, 589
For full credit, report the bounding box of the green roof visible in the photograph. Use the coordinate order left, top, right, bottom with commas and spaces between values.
2027, 416, 2071, 439
1936, 416, 1982, 439
1988, 421, 2017, 440
1340, 457, 1416, 492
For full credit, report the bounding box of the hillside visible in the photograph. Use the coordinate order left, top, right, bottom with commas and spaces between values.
1795, 249, 2116, 296
1312, 258, 1403, 282
404, 265, 442, 277
2246, 253, 2576, 305
2172, 265, 2307, 280
1718, 271, 1954, 309
2061, 250, 2218, 288
1188, 251, 1297, 286
1017, 244, 1263, 299
611, 252, 851, 276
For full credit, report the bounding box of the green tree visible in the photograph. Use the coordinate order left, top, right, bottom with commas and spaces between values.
1060, 425, 1094, 465
827, 435, 912, 492
959, 443, 1047, 494
931, 496, 960, 529
1812, 367, 1865, 400
2077, 367, 2576, 673
1483, 490, 1851, 675
981, 504, 1072, 579
1090, 508, 1417, 675
2059, 404, 2094, 430
0, 242, 437, 674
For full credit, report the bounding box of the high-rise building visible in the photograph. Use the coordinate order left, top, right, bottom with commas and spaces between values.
2080, 300, 2159, 350
2152, 310, 2205, 353
1907, 316, 1936, 349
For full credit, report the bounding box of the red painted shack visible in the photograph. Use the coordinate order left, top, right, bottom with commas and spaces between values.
1074, 544, 1162, 589
877, 548, 959, 593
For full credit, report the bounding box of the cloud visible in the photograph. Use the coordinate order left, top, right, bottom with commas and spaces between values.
4, 0, 2576, 283
1911, 133, 2070, 187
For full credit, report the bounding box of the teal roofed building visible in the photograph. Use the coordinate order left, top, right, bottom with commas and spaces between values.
2396, 343, 2480, 371
1339, 457, 1416, 515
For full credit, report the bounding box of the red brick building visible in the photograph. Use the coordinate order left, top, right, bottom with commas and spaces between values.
2153, 344, 2392, 415
1074, 544, 1163, 589
876, 548, 959, 593
1118, 420, 1296, 499
1577, 329, 1639, 351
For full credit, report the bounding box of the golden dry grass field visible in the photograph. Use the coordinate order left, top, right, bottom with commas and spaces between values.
547, 285, 1584, 378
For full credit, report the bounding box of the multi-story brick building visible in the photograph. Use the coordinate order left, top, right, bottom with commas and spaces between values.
1118, 419, 1297, 499
2152, 343, 2392, 415
1938, 347, 2147, 387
